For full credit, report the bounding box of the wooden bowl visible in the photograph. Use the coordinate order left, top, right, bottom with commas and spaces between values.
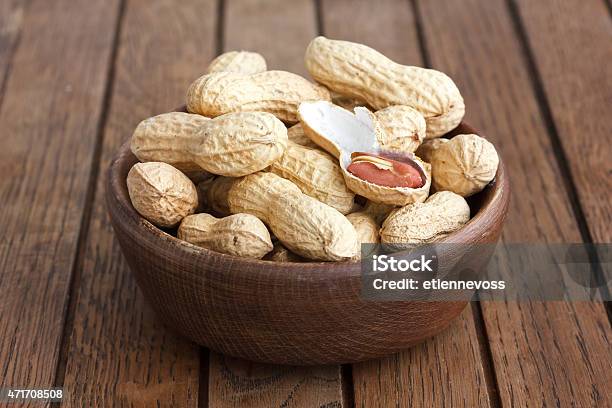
106, 122, 510, 365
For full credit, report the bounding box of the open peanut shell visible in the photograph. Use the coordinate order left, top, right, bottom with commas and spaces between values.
298, 101, 431, 205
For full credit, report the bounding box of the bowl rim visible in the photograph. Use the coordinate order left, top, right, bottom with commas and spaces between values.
107, 121, 510, 275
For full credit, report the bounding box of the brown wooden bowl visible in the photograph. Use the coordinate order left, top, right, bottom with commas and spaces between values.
106, 122, 510, 365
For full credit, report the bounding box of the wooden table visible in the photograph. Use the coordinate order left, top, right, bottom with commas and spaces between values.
1, 0, 610, 406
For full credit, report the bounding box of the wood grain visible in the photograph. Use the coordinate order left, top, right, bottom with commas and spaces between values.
208, 353, 343, 407
224, 0, 317, 76
416, 0, 612, 406
207, 0, 345, 405
320, 1, 493, 406
58, 0, 217, 406
0, 0, 27, 106
513, 0, 612, 243
0, 0, 120, 401
352, 307, 493, 408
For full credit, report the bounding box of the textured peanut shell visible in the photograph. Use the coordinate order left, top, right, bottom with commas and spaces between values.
287, 124, 318, 148
431, 134, 499, 197
305, 37, 464, 138
347, 211, 380, 259
415, 138, 449, 163
268, 141, 355, 214
227, 172, 359, 261
132, 111, 287, 177
207, 51, 267, 74
375, 105, 426, 153
346, 212, 380, 244
127, 162, 198, 228
380, 191, 470, 245
197, 176, 236, 216
186, 71, 331, 124
131, 112, 210, 173
178, 213, 272, 259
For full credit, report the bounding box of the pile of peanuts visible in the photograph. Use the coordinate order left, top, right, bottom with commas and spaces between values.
126, 37, 500, 262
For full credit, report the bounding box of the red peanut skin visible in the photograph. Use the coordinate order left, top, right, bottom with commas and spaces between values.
347, 156, 423, 188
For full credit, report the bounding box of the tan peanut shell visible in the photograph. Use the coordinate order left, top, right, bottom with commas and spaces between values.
131, 111, 287, 177
346, 212, 380, 245
227, 172, 359, 261
186, 71, 331, 124
431, 134, 499, 197
415, 138, 449, 163
130, 112, 210, 173
305, 37, 464, 138
375, 105, 426, 153
298, 101, 431, 206
268, 141, 355, 214
207, 51, 267, 74
347, 211, 380, 259
287, 124, 318, 148
380, 191, 470, 245
178, 213, 272, 259
127, 162, 198, 228
197, 176, 236, 216
177, 213, 272, 259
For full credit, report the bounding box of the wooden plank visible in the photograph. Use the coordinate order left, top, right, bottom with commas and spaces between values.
352, 307, 494, 408
224, 0, 317, 76
208, 353, 343, 407
513, 0, 611, 243
58, 0, 217, 406
416, 0, 612, 406
320, 1, 494, 407
0, 0, 121, 398
206, 1, 345, 406
0, 0, 27, 105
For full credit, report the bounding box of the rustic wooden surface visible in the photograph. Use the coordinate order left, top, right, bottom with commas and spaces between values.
0, 2, 121, 407
59, 1, 216, 406
0, 0, 609, 407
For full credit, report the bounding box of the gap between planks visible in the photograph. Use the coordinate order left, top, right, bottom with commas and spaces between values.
471, 303, 502, 408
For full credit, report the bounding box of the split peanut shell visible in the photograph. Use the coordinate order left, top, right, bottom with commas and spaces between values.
298, 101, 431, 206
